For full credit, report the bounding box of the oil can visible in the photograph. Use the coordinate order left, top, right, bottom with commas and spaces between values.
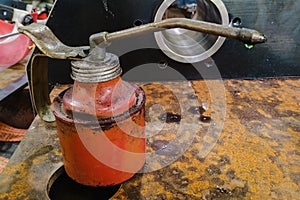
51, 53, 146, 186
19, 18, 266, 187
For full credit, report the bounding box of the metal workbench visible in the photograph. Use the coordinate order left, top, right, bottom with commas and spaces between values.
0, 78, 299, 199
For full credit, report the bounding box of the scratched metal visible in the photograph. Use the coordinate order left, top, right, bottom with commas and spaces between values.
0, 59, 28, 101
0, 79, 299, 199
0, 63, 26, 90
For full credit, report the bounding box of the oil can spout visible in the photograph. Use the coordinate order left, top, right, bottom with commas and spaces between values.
89, 18, 267, 54
250, 31, 267, 44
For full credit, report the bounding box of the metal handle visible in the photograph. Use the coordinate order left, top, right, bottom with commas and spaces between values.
29, 54, 55, 122
29, 54, 82, 122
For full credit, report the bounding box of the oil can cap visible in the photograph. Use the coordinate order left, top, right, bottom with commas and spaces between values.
71, 53, 122, 83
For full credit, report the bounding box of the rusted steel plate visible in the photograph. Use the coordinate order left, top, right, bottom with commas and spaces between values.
0, 156, 9, 174
0, 79, 299, 199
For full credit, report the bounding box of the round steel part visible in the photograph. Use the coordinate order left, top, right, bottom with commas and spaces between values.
154, 0, 229, 63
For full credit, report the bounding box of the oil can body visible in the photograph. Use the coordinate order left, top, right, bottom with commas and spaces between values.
51, 78, 146, 186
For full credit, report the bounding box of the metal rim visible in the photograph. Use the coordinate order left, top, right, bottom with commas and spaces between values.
154, 0, 229, 63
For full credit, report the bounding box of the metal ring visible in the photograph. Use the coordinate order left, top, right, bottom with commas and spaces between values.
154, 0, 229, 63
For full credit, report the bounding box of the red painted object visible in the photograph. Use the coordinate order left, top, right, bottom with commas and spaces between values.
0, 20, 33, 68
51, 76, 146, 186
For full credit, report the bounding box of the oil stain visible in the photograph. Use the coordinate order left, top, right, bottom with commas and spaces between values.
226, 169, 236, 179
188, 94, 198, 99
206, 164, 221, 175
219, 155, 231, 166
151, 140, 181, 156
200, 116, 211, 123
158, 112, 181, 123
151, 140, 168, 151
188, 106, 206, 115
202, 183, 248, 199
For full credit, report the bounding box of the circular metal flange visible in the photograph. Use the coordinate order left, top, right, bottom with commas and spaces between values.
154, 0, 229, 63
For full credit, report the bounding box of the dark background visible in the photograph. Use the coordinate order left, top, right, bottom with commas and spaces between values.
27, 0, 300, 85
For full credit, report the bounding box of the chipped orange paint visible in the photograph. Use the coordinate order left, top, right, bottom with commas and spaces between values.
51, 77, 146, 186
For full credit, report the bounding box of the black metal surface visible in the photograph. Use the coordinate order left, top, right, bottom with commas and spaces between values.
0, 0, 28, 10
36, 0, 163, 86
0, 142, 19, 159
215, 0, 300, 79
26, 0, 300, 85
0, 4, 13, 21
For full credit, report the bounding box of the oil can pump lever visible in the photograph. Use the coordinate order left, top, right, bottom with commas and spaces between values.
18, 23, 90, 59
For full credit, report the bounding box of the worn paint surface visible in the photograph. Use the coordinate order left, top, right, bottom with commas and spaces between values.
52, 83, 146, 186
0, 78, 299, 199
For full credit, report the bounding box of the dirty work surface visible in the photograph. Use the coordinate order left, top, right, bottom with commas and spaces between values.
0, 61, 32, 174
0, 78, 299, 199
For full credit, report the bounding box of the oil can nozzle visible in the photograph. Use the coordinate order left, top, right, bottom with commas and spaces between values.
87, 18, 266, 60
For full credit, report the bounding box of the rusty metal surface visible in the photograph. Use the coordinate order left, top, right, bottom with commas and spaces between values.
0, 53, 32, 101
0, 78, 299, 199
0, 62, 33, 174
0, 63, 25, 89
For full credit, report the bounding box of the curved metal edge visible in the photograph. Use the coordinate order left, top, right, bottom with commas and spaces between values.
30, 54, 55, 122
154, 0, 229, 63
19, 23, 89, 60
